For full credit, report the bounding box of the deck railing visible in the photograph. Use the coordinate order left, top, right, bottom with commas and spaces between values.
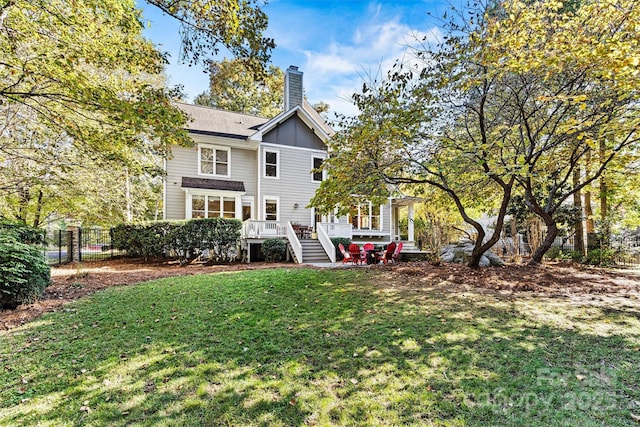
316, 224, 336, 262
242, 220, 288, 238
317, 222, 352, 239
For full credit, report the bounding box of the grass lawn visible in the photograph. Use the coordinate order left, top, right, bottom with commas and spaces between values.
0, 267, 639, 426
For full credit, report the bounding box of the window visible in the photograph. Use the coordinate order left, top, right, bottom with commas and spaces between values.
199, 145, 230, 176
223, 197, 235, 218
349, 202, 382, 230
265, 198, 278, 221
192, 196, 206, 218
264, 150, 279, 178
190, 195, 236, 218
312, 157, 324, 182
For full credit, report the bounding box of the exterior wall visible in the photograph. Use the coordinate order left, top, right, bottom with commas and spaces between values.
259, 143, 326, 226
165, 136, 258, 220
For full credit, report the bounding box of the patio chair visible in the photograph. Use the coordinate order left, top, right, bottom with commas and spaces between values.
392, 242, 403, 264
377, 242, 396, 264
338, 243, 352, 264
348, 243, 364, 264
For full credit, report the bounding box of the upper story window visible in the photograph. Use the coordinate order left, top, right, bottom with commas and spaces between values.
312, 157, 324, 182
264, 150, 279, 178
199, 144, 230, 177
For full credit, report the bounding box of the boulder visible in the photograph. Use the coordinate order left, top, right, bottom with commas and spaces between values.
439, 240, 505, 267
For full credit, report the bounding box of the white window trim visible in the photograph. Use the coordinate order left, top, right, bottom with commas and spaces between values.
241, 196, 255, 221
263, 195, 280, 221
263, 148, 280, 179
198, 144, 231, 178
348, 202, 383, 231
311, 156, 325, 183
184, 189, 242, 219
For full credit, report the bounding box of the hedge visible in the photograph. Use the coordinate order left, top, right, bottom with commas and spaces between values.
112, 218, 242, 265
0, 223, 50, 309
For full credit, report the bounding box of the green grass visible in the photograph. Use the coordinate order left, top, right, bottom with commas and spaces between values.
0, 268, 639, 426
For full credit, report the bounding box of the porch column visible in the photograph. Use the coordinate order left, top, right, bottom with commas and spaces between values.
408, 203, 415, 243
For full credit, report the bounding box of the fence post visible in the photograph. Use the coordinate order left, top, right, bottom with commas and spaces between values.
67, 226, 81, 262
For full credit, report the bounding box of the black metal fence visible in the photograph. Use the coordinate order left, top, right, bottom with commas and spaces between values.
550, 235, 640, 268
44, 228, 125, 265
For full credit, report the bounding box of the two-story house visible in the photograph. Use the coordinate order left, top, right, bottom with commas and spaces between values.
164, 66, 419, 263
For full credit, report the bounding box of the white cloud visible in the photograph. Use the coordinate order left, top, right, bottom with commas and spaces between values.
298, 11, 441, 117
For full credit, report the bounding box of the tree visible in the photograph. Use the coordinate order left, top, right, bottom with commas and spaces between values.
313, 0, 639, 267
480, 0, 640, 263
195, 59, 284, 117
146, 0, 274, 71
0, 0, 274, 226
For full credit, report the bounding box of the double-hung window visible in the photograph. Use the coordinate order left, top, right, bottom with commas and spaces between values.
312, 156, 324, 182
264, 150, 279, 178
199, 145, 230, 177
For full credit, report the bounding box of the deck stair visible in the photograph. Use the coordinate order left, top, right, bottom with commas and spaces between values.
298, 239, 331, 263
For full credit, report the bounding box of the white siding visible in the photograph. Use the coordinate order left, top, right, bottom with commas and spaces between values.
165, 136, 258, 220
259, 144, 326, 226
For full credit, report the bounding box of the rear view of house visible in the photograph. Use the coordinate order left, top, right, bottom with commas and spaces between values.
164, 66, 420, 263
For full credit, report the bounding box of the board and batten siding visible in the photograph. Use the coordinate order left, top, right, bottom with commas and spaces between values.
164, 135, 258, 220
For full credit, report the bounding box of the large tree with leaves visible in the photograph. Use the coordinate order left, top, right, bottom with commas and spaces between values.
195, 58, 284, 117
0, 0, 273, 226
313, 0, 639, 267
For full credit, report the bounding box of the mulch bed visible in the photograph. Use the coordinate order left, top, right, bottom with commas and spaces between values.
1, 258, 638, 331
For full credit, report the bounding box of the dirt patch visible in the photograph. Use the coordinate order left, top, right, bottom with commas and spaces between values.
1, 259, 639, 331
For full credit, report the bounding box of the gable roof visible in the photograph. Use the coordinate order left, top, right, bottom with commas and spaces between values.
250, 101, 335, 143
176, 102, 269, 139
175, 100, 334, 143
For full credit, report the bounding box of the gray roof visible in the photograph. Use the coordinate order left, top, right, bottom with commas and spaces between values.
181, 177, 246, 192
176, 102, 269, 139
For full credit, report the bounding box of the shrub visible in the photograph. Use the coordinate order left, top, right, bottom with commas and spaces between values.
262, 238, 286, 262
0, 233, 50, 309
584, 248, 616, 266
331, 237, 351, 261
0, 219, 45, 244
112, 218, 241, 265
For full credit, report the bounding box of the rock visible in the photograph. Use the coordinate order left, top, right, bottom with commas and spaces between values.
440, 251, 455, 263
439, 240, 504, 267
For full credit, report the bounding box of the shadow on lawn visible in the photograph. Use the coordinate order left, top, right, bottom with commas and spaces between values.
0, 268, 638, 426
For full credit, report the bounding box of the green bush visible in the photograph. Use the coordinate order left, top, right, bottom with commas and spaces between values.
262, 238, 286, 262
331, 237, 351, 261
0, 233, 50, 309
544, 247, 584, 263
584, 248, 616, 266
0, 219, 45, 244
112, 218, 241, 265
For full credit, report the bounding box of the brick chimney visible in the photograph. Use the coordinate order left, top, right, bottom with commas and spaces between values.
284, 65, 303, 111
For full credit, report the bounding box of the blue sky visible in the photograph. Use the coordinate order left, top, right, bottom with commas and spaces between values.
139, 1, 446, 117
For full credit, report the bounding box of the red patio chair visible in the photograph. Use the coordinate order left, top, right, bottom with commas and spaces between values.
348, 243, 363, 264
338, 243, 352, 264
378, 242, 396, 264
392, 242, 403, 263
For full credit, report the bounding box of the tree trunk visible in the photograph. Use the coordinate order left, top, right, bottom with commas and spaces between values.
584, 149, 595, 247
530, 215, 558, 264
599, 139, 610, 246
573, 168, 585, 254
